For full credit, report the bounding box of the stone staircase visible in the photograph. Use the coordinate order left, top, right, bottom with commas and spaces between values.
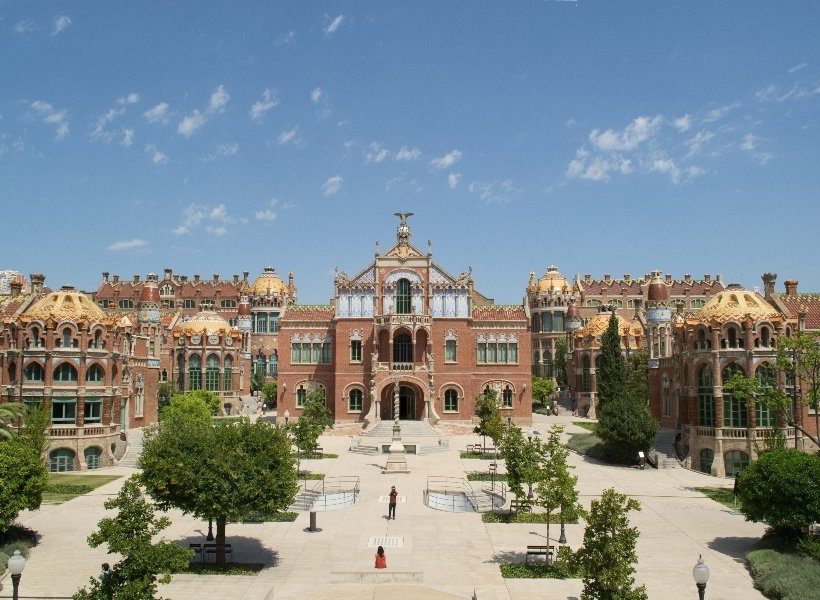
119, 428, 144, 468
653, 428, 679, 469
363, 420, 440, 438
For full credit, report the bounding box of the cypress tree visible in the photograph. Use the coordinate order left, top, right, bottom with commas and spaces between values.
597, 311, 627, 406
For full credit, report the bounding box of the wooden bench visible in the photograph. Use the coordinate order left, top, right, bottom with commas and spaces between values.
204, 543, 234, 562
509, 499, 531, 514
525, 545, 555, 563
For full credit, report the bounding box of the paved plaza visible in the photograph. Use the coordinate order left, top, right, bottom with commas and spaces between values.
4, 415, 766, 600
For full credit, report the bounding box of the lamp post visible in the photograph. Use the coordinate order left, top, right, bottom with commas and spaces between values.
692, 554, 710, 600
206, 517, 214, 541
8, 549, 25, 600
507, 415, 512, 430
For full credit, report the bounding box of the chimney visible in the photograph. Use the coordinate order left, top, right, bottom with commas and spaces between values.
644, 273, 651, 283
194, 274, 200, 283
665, 273, 672, 283
584, 273, 591, 283
9, 281, 22, 298
684, 273, 692, 283
676, 301, 685, 315
213, 274, 219, 283
102, 272, 109, 283
603, 274, 611, 282
785, 279, 798, 296
233, 274, 239, 284
242, 271, 249, 282
181, 275, 188, 283
164, 268, 172, 279
623, 274, 630, 281
716, 274, 723, 283
704, 274, 711, 283
112, 274, 120, 283
133, 274, 140, 283
762, 273, 777, 297
289, 271, 294, 285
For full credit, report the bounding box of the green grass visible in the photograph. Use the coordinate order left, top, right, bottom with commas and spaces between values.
532, 403, 554, 416
0, 525, 36, 573
301, 452, 338, 459
179, 562, 265, 575
694, 486, 739, 510
460, 451, 499, 459
233, 511, 298, 523
467, 472, 509, 482
499, 548, 582, 579
565, 432, 608, 461
42, 473, 122, 503
747, 534, 820, 600
483, 511, 579, 524
572, 421, 597, 433
298, 472, 326, 480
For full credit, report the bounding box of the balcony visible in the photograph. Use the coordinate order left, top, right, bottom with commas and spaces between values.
373, 361, 430, 373
375, 314, 432, 328
49, 424, 121, 438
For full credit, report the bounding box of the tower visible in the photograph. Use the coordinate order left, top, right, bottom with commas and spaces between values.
645, 271, 672, 367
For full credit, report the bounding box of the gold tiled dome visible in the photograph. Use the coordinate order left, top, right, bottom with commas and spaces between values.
577, 312, 643, 339
698, 289, 779, 323
536, 266, 568, 293
251, 267, 285, 295
173, 310, 233, 337
23, 287, 106, 323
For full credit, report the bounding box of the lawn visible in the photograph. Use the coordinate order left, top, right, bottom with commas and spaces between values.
746, 533, 820, 600
572, 421, 597, 433
178, 562, 265, 575
694, 486, 739, 510
467, 472, 509, 482
565, 432, 608, 461
483, 511, 579, 524
42, 473, 122, 503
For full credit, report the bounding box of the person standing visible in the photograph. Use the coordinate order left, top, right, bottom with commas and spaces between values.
388, 485, 398, 520
375, 545, 387, 568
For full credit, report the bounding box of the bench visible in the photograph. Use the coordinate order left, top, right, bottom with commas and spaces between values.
525, 545, 555, 563
204, 543, 234, 562
189, 543, 205, 562
509, 499, 531, 514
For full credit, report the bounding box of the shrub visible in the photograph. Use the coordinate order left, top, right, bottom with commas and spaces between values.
747, 534, 820, 600
482, 512, 577, 524
596, 395, 657, 464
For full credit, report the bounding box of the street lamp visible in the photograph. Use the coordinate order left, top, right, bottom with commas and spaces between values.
507, 416, 512, 430
207, 517, 214, 541
8, 549, 26, 600
692, 554, 710, 600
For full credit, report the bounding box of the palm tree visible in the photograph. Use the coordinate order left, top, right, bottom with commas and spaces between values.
0, 402, 24, 440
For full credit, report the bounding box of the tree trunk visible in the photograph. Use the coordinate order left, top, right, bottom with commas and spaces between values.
783, 409, 820, 448
216, 516, 227, 564
546, 515, 551, 563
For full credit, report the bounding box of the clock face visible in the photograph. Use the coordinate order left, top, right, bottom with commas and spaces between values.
208, 334, 220, 345
190, 335, 202, 345
225, 337, 234, 345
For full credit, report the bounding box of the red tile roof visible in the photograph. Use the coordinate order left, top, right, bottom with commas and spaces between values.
779, 294, 820, 330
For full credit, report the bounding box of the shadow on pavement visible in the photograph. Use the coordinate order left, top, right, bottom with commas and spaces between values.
707, 536, 759, 564
177, 534, 280, 567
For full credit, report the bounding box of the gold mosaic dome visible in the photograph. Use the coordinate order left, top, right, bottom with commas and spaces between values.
252, 267, 285, 295
23, 286, 106, 323
698, 288, 779, 323
173, 310, 234, 337
536, 265, 568, 293
577, 311, 644, 339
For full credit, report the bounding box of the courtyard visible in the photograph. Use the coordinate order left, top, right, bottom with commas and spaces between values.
2, 413, 766, 600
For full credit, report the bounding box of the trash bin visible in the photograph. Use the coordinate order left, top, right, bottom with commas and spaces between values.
309, 511, 317, 532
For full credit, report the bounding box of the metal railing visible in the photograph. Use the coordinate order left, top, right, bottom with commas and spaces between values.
425, 476, 480, 511
291, 476, 360, 511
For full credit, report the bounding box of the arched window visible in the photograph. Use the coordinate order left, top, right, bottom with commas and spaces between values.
393, 333, 412, 363
118, 299, 133, 309
7, 362, 16, 383
696, 328, 707, 350
84, 447, 102, 470
582, 356, 591, 392
85, 364, 104, 383
25, 363, 44, 382
395, 279, 412, 314
29, 327, 43, 348
54, 363, 78, 382
444, 389, 459, 412
722, 364, 747, 427
348, 388, 363, 412
724, 450, 749, 477
726, 326, 740, 349
698, 365, 714, 426
531, 315, 541, 333
49, 448, 76, 472
755, 363, 776, 427
502, 385, 513, 408
205, 354, 220, 391
89, 330, 103, 349
61, 328, 74, 348
698, 448, 714, 474
220, 299, 237, 309
296, 385, 307, 408
759, 327, 771, 348
223, 355, 233, 392
160, 369, 168, 382
188, 354, 202, 391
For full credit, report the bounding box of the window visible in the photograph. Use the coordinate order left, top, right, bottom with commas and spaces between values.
54, 363, 78, 382
541, 312, 552, 333
28, 327, 43, 348
393, 334, 412, 363
695, 328, 709, 350
350, 340, 362, 363
52, 397, 77, 425
502, 386, 513, 408
582, 356, 591, 392
543, 354, 553, 378
86, 364, 104, 383
118, 299, 133, 310
698, 448, 714, 474
610, 299, 623, 308
627, 299, 639, 309
183, 299, 196, 309
722, 364, 747, 427
25, 363, 44, 382
477, 342, 518, 364
162, 299, 175, 309
697, 365, 714, 426
662, 376, 671, 417
160, 284, 175, 296
23, 398, 42, 413
188, 354, 202, 391
586, 299, 602, 307
348, 388, 363, 412
61, 328, 74, 348
253, 312, 279, 333
223, 355, 233, 392
205, 354, 220, 391
220, 299, 237, 309
97, 299, 110, 309
552, 311, 564, 332
691, 299, 706, 309
724, 450, 749, 477
444, 389, 459, 412
759, 327, 771, 348
396, 279, 412, 314
477, 343, 487, 364
85, 447, 102, 470
296, 385, 307, 408
290, 342, 332, 364
84, 398, 102, 423
49, 448, 75, 472
755, 363, 776, 427
91, 330, 103, 349
445, 339, 457, 363
531, 315, 541, 333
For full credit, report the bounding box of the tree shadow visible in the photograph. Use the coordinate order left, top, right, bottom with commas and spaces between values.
487, 548, 530, 565
177, 534, 280, 567
707, 536, 760, 564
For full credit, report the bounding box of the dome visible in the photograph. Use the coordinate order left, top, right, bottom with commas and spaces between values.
647, 273, 669, 302
173, 309, 234, 337
23, 286, 107, 323
698, 288, 779, 323
536, 265, 568, 293
577, 310, 643, 339
252, 267, 285, 296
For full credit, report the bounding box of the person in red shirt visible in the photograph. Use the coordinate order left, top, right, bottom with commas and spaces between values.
375, 545, 387, 569
388, 485, 398, 520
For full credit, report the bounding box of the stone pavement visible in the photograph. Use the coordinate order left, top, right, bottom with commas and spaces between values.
2, 415, 766, 600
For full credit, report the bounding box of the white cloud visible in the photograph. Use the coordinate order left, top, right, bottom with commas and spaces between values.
255, 209, 276, 222
29, 100, 69, 140
173, 203, 239, 236
365, 142, 389, 163
648, 157, 704, 185
467, 179, 517, 204
121, 128, 134, 148
207, 225, 227, 236
323, 175, 343, 196
430, 149, 462, 170
143, 102, 171, 124
588, 115, 662, 151
740, 133, 758, 152
683, 130, 715, 157
277, 126, 301, 145
310, 87, 323, 104
673, 115, 692, 132
207, 142, 239, 160
275, 31, 296, 45
755, 82, 820, 103
107, 238, 147, 252
177, 85, 230, 137
788, 62, 809, 74
703, 102, 740, 123
324, 14, 344, 34
144, 144, 168, 165
14, 19, 38, 34
250, 88, 278, 122
52, 15, 72, 36
565, 148, 632, 181
448, 172, 461, 189
90, 94, 138, 142
121, 93, 140, 105
396, 146, 421, 161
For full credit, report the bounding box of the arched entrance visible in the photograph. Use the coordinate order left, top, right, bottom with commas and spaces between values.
381, 383, 423, 420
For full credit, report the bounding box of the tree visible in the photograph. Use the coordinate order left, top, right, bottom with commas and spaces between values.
186, 390, 221, 415
160, 393, 213, 426
500, 425, 541, 506
533, 425, 583, 551
18, 405, 51, 459
290, 390, 333, 473
0, 441, 47, 532
261, 381, 278, 408
250, 368, 266, 394
473, 389, 504, 451
625, 348, 649, 403
0, 402, 23, 440
597, 313, 627, 407
596, 395, 658, 464
737, 449, 820, 539
532, 376, 556, 406
554, 338, 568, 387
139, 419, 298, 564
576, 489, 647, 600
774, 333, 820, 448
723, 372, 786, 453
157, 382, 174, 412
72, 477, 191, 600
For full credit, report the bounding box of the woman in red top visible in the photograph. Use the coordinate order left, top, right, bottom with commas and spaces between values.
375, 545, 387, 569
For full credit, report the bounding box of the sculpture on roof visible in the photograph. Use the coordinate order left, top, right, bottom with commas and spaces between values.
394, 212, 414, 243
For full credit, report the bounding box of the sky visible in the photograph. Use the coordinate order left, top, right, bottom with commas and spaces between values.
2, 1, 819, 304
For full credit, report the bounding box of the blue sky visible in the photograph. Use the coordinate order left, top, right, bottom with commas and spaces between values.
2, 1, 819, 303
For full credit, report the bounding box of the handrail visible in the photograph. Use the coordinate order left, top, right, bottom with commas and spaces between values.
293, 475, 360, 511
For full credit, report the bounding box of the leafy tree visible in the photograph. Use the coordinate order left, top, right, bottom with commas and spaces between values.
500, 425, 541, 506
554, 338, 568, 387
0, 402, 23, 440
723, 372, 786, 454
157, 382, 174, 411
598, 313, 627, 407
532, 376, 556, 406
774, 333, 820, 448
533, 425, 583, 550
473, 389, 504, 451
576, 488, 647, 600
186, 390, 221, 415
250, 368, 266, 394
261, 381, 278, 408
625, 348, 649, 403
596, 395, 658, 464
72, 477, 191, 600
160, 393, 213, 426
0, 441, 47, 532
737, 449, 820, 539
140, 419, 297, 564
18, 405, 51, 459
290, 390, 333, 473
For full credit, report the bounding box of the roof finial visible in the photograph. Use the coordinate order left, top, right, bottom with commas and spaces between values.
394, 212, 414, 244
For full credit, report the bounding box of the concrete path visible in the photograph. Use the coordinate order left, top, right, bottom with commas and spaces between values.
1, 416, 766, 600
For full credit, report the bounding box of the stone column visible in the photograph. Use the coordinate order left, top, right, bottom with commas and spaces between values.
711, 349, 725, 477
588, 367, 597, 419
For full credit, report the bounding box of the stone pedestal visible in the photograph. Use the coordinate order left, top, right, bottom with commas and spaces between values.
384, 423, 410, 474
